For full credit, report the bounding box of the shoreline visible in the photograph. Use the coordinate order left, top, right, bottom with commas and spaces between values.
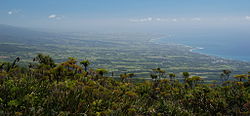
148, 37, 205, 54
148, 37, 250, 63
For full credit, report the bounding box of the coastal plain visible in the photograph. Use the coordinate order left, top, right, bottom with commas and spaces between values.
0, 25, 250, 81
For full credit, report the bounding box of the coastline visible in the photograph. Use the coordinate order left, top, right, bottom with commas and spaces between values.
148, 37, 250, 63
148, 37, 205, 54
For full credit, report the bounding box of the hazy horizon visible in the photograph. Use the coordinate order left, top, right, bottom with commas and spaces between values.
1, 0, 250, 61
1, 0, 250, 33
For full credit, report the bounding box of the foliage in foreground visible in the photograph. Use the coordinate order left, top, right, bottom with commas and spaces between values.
0, 54, 250, 116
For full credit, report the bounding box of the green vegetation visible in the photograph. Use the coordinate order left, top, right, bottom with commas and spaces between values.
0, 54, 250, 115
1, 28, 250, 80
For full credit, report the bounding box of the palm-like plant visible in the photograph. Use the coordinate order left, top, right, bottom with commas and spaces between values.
61, 57, 82, 73
152, 68, 166, 80
34, 53, 56, 68
80, 60, 90, 72
182, 72, 190, 79
128, 73, 135, 79
120, 73, 129, 82
220, 70, 231, 83
11, 57, 20, 68
150, 74, 157, 81
5, 57, 21, 72
128, 73, 135, 83
182, 72, 190, 83
0, 63, 4, 72
96, 68, 108, 77
186, 76, 202, 88
52, 65, 65, 83
119, 73, 134, 82
168, 73, 176, 81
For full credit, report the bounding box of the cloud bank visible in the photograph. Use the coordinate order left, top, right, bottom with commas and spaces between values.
129, 17, 202, 23
246, 16, 250, 21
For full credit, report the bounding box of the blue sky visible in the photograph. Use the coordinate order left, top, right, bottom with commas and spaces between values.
1, 0, 250, 32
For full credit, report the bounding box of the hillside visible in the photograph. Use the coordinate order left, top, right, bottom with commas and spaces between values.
2, 0, 250, 115
0, 54, 250, 115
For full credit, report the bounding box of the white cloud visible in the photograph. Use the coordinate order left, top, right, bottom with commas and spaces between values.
147, 17, 152, 21
129, 17, 154, 23
191, 17, 201, 21
7, 10, 20, 15
48, 14, 57, 19
8, 11, 13, 15
156, 18, 161, 21
48, 14, 64, 20
155, 18, 169, 22
246, 16, 250, 21
172, 18, 177, 22
129, 17, 203, 23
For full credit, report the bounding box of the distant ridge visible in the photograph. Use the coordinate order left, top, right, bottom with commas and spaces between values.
0, 24, 47, 36
0, 24, 60, 45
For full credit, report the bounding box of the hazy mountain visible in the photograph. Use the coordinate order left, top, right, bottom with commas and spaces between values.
0, 24, 59, 45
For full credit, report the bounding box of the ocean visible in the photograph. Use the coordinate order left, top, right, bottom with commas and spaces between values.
157, 32, 250, 62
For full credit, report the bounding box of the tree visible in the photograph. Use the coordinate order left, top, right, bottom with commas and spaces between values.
2, 62, 11, 72
128, 73, 135, 79
52, 65, 65, 83
152, 68, 166, 80
96, 68, 108, 77
168, 73, 176, 81
150, 74, 157, 81
0, 63, 4, 72
80, 60, 91, 72
11, 57, 20, 69
61, 57, 82, 74
234, 74, 247, 82
182, 72, 190, 82
128, 73, 135, 83
183, 72, 190, 78
5, 57, 20, 72
120, 73, 129, 82
186, 76, 202, 88
220, 70, 231, 82
33, 53, 56, 68
119, 73, 135, 83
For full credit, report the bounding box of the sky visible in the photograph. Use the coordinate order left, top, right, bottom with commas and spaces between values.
1, 0, 250, 32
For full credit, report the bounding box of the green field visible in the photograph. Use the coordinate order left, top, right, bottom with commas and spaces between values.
0, 26, 250, 80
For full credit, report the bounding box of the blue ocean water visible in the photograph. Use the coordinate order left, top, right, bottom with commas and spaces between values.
157, 32, 250, 62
